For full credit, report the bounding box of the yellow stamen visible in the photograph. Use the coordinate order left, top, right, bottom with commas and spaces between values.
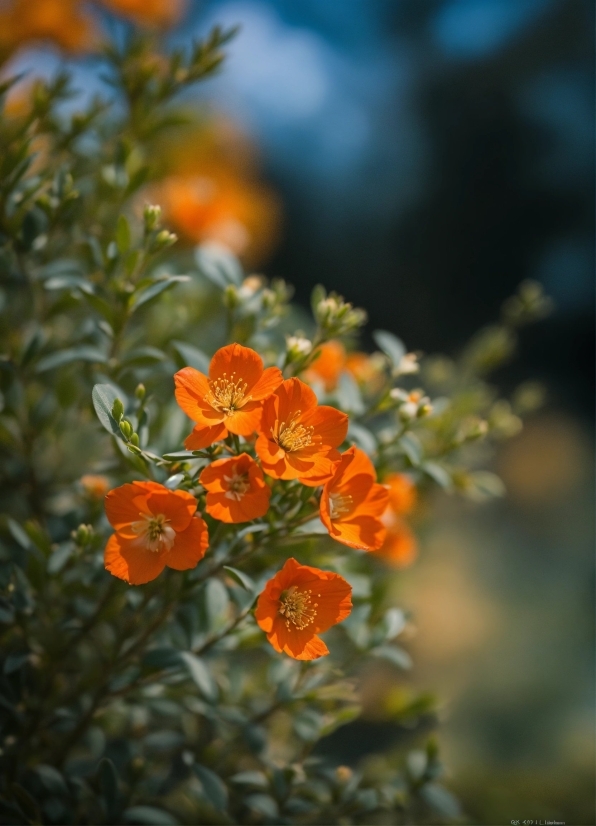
223, 470, 250, 501
130, 513, 175, 553
329, 492, 353, 520
275, 410, 314, 453
207, 372, 250, 416
278, 585, 320, 630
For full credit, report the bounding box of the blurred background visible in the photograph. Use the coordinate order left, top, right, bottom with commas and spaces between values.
3, 0, 594, 822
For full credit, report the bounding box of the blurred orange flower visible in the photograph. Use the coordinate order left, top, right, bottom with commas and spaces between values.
255, 378, 348, 486
303, 340, 346, 391
345, 351, 385, 392
320, 446, 388, 551
0, 0, 96, 56
374, 514, 418, 568
255, 557, 352, 660
80, 474, 110, 500
175, 343, 283, 450
200, 453, 270, 523
385, 473, 417, 515
101, 0, 185, 27
104, 481, 208, 585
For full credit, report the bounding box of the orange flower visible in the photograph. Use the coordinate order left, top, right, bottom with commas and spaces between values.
303, 340, 346, 391
345, 352, 385, 392
255, 378, 348, 486
374, 514, 418, 568
320, 447, 388, 550
255, 557, 352, 660
104, 481, 208, 585
80, 474, 110, 500
0, 0, 96, 56
199, 453, 270, 523
385, 473, 417, 515
174, 343, 283, 450
101, 0, 185, 27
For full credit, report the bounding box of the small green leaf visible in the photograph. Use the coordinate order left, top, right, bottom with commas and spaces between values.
230, 771, 268, 788
116, 215, 131, 254
92, 384, 126, 440
399, 432, 423, 466
171, 340, 210, 373
193, 764, 228, 811
33, 764, 68, 795
130, 276, 190, 311
371, 644, 412, 670
98, 758, 119, 818
422, 461, 452, 489
3, 653, 29, 674
223, 566, 255, 592
195, 242, 242, 288
36, 346, 108, 373
178, 652, 218, 702
123, 805, 179, 825
373, 330, 406, 366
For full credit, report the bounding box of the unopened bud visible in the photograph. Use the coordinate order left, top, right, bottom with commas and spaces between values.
417, 402, 433, 418
143, 203, 161, 232
286, 336, 312, 361
135, 383, 146, 401
119, 419, 133, 439
111, 398, 124, 422
336, 766, 352, 783
153, 229, 177, 250
72, 523, 93, 545
129, 432, 140, 447
223, 284, 239, 310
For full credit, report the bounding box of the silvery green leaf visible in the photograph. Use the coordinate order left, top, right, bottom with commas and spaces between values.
420, 783, 461, 819
372, 644, 412, 670
223, 566, 255, 592
194, 764, 228, 811
373, 330, 406, 366
36, 346, 107, 373
195, 242, 243, 288
230, 771, 269, 788
399, 432, 423, 466
337, 372, 364, 414
164, 473, 185, 490
123, 806, 179, 825
92, 384, 126, 440
130, 276, 190, 311
178, 652, 218, 702
382, 608, 407, 640
422, 461, 452, 489
3, 653, 29, 674
347, 421, 377, 455
171, 340, 210, 373
245, 794, 278, 820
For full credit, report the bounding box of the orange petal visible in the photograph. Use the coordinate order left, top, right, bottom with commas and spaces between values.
166, 516, 209, 570
145, 488, 197, 532
184, 422, 228, 450
105, 481, 162, 536
209, 343, 263, 389
326, 514, 387, 551
249, 365, 283, 401
225, 403, 265, 436
206, 489, 270, 523
301, 405, 348, 447
275, 378, 318, 423
174, 367, 213, 422
104, 534, 166, 585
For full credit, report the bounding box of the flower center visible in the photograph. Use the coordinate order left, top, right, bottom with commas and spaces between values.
207, 372, 250, 416
329, 492, 354, 520
130, 513, 175, 553
275, 411, 314, 453
223, 470, 250, 501
278, 585, 319, 630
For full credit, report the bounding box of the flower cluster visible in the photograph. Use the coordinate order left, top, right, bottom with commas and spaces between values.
105, 342, 400, 660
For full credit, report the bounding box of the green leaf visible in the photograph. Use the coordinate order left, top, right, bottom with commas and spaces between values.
130, 276, 190, 311
161, 450, 197, 461
193, 764, 228, 811
10, 783, 41, 823
178, 652, 218, 702
33, 764, 68, 795
348, 421, 377, 455
92, 384, 126, 440
142, 647, 180, 670
195, 242, 242, 288
36, 346, 108, 373
422, 461, 452, 490
7, 519, 32, 551
371, 644, 412, 670
98, 758, 119, 818
373, 330, 406, 366
171, 340, 210, 373
244, 794, 279, 820
223, 566, 255, 592
310, 284, 326, 315
230, 771, 269, 788
399, 432, 423, 466
123, 806, 179, 825
116, 215, 131, 254
420, 783, 461, 819
3, 653, 29, 674
119, 346, 166, 366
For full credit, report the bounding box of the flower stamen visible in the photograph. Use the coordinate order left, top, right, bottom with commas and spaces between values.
130, 513, 175, 553
329, 492, 354, 520
207, 372, 250, 416
275, 410, 314, 452
223, 470, 251, 501
278, 585, 320, 630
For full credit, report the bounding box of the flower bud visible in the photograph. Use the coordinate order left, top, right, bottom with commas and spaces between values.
119, 419, 133, 439
314, 291, 367, 336
223, 284, 239, 310
129, 432, 140, 447
286, 335, 312, 361
153, 229, 177, 251
111, 398, 124, 422
72, 523, 93, 545
143, 203, 161, 232
135, 383, 146, 401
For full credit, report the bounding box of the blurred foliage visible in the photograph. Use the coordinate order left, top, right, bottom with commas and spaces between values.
0, 16, 551, 826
